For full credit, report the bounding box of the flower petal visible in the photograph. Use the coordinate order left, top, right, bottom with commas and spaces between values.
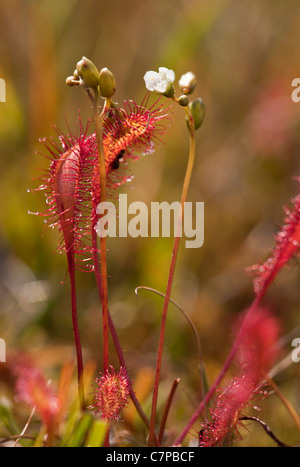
144, 70, 160, 91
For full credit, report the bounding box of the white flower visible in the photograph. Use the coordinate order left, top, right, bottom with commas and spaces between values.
179, 72, 196, 94
144, 67, 175, 95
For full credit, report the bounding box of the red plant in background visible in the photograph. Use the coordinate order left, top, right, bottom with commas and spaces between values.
198, 308, 280, 447
13, 357, 60, 437
249, 179, 300, 295
236, 307, 280, 380
176, 180, 300, 447
11, 356, 74, 445
246, 81, 299, 155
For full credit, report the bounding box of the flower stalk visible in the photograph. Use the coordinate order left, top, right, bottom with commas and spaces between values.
91, 86, 111, 375
158, 378, 180, 445
148, 104, 196, 446
143, 68, 205, 446
67, 251, 85, 412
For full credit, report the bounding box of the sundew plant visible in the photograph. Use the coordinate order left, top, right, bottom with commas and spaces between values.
2, 55, 300, 448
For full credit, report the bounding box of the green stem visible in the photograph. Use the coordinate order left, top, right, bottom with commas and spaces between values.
148, 108, 195, 446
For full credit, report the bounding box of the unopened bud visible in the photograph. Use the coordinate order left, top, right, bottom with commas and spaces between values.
66, 76, 77, 87
99, 68, 116, 98
189, 98, 205, 130
179, 72, 197, 95
76, 56, 100, 89
178, 95, 189, 107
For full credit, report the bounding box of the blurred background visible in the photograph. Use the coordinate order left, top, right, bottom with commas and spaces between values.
1, 0, 300, 447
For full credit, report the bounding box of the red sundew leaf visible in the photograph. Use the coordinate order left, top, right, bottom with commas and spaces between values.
199, 376, 254, 447
13, 358, 60, 431
199, 308, 280, 447
89, 366, 131, 423
236, 308, 281, 383
32, 97, 170, 271
249, 183, 300, 295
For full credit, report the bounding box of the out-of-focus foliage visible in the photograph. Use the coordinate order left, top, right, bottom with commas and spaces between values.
1, 0, 300, 447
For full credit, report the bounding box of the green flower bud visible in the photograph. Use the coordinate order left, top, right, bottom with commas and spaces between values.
189, 98, 205, 130
99, 68, 116, 98
76, 56, 100, 89
178, 95, 189, 107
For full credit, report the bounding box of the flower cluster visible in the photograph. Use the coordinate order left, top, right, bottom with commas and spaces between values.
144, 67, 175, 96
144, 67, 205, 130
144, 67, 197, 97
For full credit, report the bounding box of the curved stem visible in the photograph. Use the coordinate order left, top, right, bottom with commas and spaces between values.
263, 372, 300, 433
240, 416, 289, 448
135, 286, 206, 409
135, 287, 202, 365
13, 406, 36, 447
148, 109, 196, 446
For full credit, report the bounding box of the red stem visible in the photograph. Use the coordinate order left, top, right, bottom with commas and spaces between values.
66, 250, 85, 412
148, 110, 195, 446
91, 228, 159, 446
148, 233, 181, 445
92, 90, 110, 375
158, 378, 180, 445
99, 235, 109, 373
